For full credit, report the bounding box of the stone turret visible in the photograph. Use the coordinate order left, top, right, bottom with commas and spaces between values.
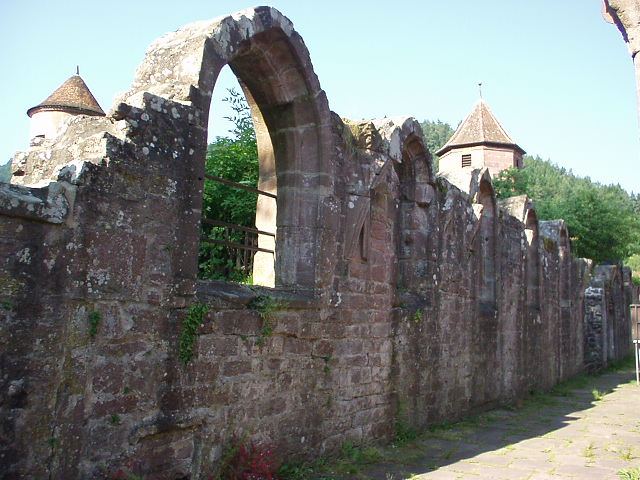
27, 74, 105, 141
436, 99, 525, 177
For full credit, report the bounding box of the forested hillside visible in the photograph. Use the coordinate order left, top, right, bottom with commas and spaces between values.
421, 119, 640, 270
420, 120, 455, 171
494, 158, 640, 264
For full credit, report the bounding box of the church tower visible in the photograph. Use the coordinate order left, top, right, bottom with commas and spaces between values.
436, 99, 525, 177
27, 73, 105, 141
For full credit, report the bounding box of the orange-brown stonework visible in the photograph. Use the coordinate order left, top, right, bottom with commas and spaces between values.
604, 0, 640, 124
0, 7, 632, 479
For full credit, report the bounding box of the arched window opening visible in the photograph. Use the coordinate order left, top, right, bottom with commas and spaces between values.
558, 224, 571, 308
559, 228, 569, 253
199, 66, 276, 286
393, 155, 413, 288
394, 134, 434, 291
358, 222, 369, 261
123, 9, 331, 290
193, 20, 331, 290
401, 135, 434, 198
525, 209, 541, 310
478, 179, 496, 304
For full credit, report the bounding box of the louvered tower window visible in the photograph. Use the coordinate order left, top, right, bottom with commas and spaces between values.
461, 154, 471, 167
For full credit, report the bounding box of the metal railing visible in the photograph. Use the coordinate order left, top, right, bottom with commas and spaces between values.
200, 174, 276, 278
201, 218, 275, 254
204, 174, 277, 199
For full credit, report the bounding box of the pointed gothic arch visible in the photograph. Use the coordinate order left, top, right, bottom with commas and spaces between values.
477, 175, 497, 305
525, 208, 541, 310
400, 134, 435, 203
395, 132, 435, 290
558, 222, 571, 307
121, 7, 333, 289
371, 118, 435, 292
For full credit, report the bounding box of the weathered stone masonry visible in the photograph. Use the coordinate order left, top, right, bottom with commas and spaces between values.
0, 7, 632, 479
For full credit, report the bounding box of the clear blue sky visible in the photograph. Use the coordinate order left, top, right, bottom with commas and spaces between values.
1, 1, 638, 193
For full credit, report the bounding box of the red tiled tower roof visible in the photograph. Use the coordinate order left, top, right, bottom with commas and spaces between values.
27, 75, 105, 118
436, 99, 525, 156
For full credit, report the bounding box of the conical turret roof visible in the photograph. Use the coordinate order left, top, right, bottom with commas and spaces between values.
27, 75, 105, 118
436, 99, 525, 156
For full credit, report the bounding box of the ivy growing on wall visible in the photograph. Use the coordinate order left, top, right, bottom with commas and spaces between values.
179, 303, 210, 364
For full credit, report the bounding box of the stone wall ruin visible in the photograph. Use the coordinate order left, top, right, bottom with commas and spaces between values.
0, 7, 633, 479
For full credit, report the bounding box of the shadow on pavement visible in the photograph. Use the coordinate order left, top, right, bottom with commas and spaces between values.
332, 368, 637, 480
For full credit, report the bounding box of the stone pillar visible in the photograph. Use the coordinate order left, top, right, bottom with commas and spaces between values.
635, 53, 640, 126
603, 0, 640, 129
584, 286, 607, 372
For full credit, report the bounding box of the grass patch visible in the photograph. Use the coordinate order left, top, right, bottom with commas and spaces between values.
583, 442, 596, 459
395, 418, 420, 445
278, 442, 384, 479
522, 388, 559, 410
618, 467, 640, 480
620, 448, 635, 461
497, 444, 516, 455
337, 442, 383, 473
605, 355, 636, 373
278, 459, 328, 480
549, 373, 592, 395
279, 355, 637, 479
440, 448, 456, 460
425, 421, 469, 442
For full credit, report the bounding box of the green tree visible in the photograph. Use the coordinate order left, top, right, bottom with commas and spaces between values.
199, 89, 259, 281
493, 156, 640, 263
0, 160, 11, 183
627, 254, 640, 273
492, 166, 530, 199
627, 254, 640, 286
420, 120, 455, 171
556, 183, 639, 263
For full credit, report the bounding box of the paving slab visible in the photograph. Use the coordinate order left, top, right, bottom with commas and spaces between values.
351, 367, 640, 480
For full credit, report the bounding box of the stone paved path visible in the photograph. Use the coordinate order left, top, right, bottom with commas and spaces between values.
355, 368, 640, 480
